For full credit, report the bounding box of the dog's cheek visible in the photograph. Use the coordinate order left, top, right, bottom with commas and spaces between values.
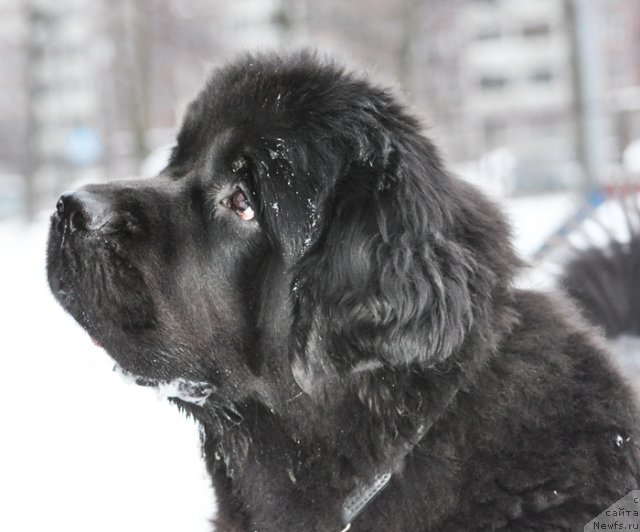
65, 243, 156, 333
100, 260, 157, 328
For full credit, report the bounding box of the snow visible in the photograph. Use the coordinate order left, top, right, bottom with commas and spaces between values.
0, 215, 214, 532
502, 192, 576, 259
152, 379, 213, 406
115, 366, 215, 406
477, 191, 578, 290
609, 336, 640, 372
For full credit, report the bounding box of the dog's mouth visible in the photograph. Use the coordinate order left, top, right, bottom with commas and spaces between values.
90, 336, 102, 348
113, 364, 215, 406
50, 248, 216, 408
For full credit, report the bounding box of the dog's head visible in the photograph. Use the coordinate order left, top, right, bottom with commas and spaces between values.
47, 52, 518, 404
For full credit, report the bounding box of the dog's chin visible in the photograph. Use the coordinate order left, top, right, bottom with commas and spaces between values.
113, 364, 215, 406
85, 327, 216, 407
83, 323, 218, 405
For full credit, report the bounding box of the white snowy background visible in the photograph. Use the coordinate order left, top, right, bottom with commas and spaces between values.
0, 214, 214, 532
0, 191, 622, 531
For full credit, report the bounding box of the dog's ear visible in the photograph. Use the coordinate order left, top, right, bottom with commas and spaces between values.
289, 124, 519, 394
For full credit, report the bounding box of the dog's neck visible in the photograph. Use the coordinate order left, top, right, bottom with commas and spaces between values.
198, 358, 469, 530
199, 301, 517, 529
338, 379, 460, 529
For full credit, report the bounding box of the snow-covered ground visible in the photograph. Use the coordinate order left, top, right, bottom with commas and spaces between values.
0, 214, 214, 532
0, 191, 608, 531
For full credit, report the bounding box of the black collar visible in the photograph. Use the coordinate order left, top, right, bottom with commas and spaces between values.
341, 472, 392, 530
339, 385, 460, 530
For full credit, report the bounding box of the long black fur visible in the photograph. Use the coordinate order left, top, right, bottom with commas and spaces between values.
47, 52, 640, 531
562, 204, 640, 338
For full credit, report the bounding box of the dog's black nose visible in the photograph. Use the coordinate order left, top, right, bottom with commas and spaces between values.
55, 191, 111, 232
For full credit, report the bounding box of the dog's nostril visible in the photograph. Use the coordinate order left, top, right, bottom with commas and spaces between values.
69, 210, 86, 231
56, 198, 65, 217
55, 191, 111, 233
56, 192, 89, 232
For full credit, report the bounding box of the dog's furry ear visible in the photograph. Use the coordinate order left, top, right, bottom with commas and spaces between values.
290, 128, 519, 394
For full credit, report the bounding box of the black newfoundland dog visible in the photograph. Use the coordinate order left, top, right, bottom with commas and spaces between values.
47, 52, 640, 531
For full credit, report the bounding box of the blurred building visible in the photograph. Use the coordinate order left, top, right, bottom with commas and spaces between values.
605, 0, 640, 154
1, 0, 103, 218
3, 0, 640, 220
407, 0, 640, 194
458, 0, 575, 191
25, 1, 101, 166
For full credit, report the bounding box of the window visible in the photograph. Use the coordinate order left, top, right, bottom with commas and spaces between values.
523, 23, 551, 38
476, 28, 501, 41
480, 75, 508, 90
529, 69, 554, 84
483, 118, 506, 142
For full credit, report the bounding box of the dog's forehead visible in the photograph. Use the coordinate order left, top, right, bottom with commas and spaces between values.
173, 53, 380, 179
172, 80, 305, 174
196, 53, 370, 138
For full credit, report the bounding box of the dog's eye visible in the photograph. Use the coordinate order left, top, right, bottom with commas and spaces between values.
223, 190, 255, 221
